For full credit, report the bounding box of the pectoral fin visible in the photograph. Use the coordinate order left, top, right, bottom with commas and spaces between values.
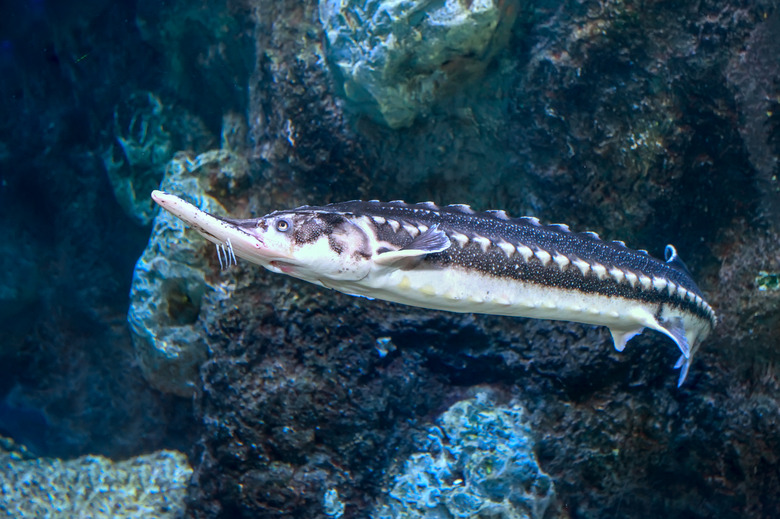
374, 225, 451, 267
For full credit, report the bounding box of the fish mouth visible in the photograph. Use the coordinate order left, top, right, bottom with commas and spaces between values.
151, 190, 284, 264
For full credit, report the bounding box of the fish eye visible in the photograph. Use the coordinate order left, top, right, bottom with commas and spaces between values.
276, 218, 292, 232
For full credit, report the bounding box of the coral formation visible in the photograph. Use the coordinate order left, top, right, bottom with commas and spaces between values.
374, 391, 555, 519
319, 0, 519, 128
0, 448, 192, 518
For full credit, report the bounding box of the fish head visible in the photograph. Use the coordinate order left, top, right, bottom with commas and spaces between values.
257, 209, 374, 282
151, 191, 373, 283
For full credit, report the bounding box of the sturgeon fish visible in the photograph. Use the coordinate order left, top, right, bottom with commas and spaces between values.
151, 191, 716, 386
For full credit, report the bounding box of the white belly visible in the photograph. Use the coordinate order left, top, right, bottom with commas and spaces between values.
332, 264, 656, 331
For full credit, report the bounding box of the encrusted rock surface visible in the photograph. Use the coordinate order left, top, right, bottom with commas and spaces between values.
373, 391, 555, 519
319, 0, 520, 128
0, 445, 192, 518
128, 150, 249, 396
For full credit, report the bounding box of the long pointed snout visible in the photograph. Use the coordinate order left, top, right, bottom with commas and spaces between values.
151, 190, 276, 265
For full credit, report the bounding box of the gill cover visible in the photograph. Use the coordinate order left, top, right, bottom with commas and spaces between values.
264, 211, 374, 282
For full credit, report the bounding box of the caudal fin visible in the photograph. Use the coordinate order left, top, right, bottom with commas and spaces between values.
674, 354, 692, 387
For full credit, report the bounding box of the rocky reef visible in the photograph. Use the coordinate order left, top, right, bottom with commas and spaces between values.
1, 0, 779, 517
319, 0, 520, 128
0, 439, 191, 518
128, 149, 249, 396
373, 391, 555, 519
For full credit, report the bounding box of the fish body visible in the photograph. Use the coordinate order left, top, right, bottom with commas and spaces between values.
151, 191, 716, 386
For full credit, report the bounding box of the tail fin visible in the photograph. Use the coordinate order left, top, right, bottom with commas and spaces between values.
674, 354, 692, 387
656, 315, 701, 387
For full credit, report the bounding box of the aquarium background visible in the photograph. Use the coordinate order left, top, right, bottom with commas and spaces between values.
1, 0, 779, 517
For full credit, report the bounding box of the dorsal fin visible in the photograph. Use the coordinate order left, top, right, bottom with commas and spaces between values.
664, 244, 694, 278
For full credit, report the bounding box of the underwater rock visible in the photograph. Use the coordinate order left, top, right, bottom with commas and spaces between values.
373, 391, 555, 519
726, 9, 780, 226
319, 0, 519, 128
0, 447, 191, 518
713, 224, 780, 360
103, 92, 216, 226
128, 150, 249, 396
103, 92, 174, 225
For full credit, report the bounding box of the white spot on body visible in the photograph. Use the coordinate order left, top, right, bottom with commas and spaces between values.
609, 268, 625, 283
496, 295, 511, 306
553, 254, 570, 270
387, 219, 400, 232
420, 284, 436, 296
402, 223, 420, 237
592, 264, 608, 280
517, 245, 533, 262
639, 275, 652, 290
573, 259, 590, 276
473, 235, 491, 252
372, 216, 386, 225
652, 277, 668, 291
535, 249, 552, 266
497, 241, 515, 258
449, 232, 469, 247
444, 289, 461, 301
